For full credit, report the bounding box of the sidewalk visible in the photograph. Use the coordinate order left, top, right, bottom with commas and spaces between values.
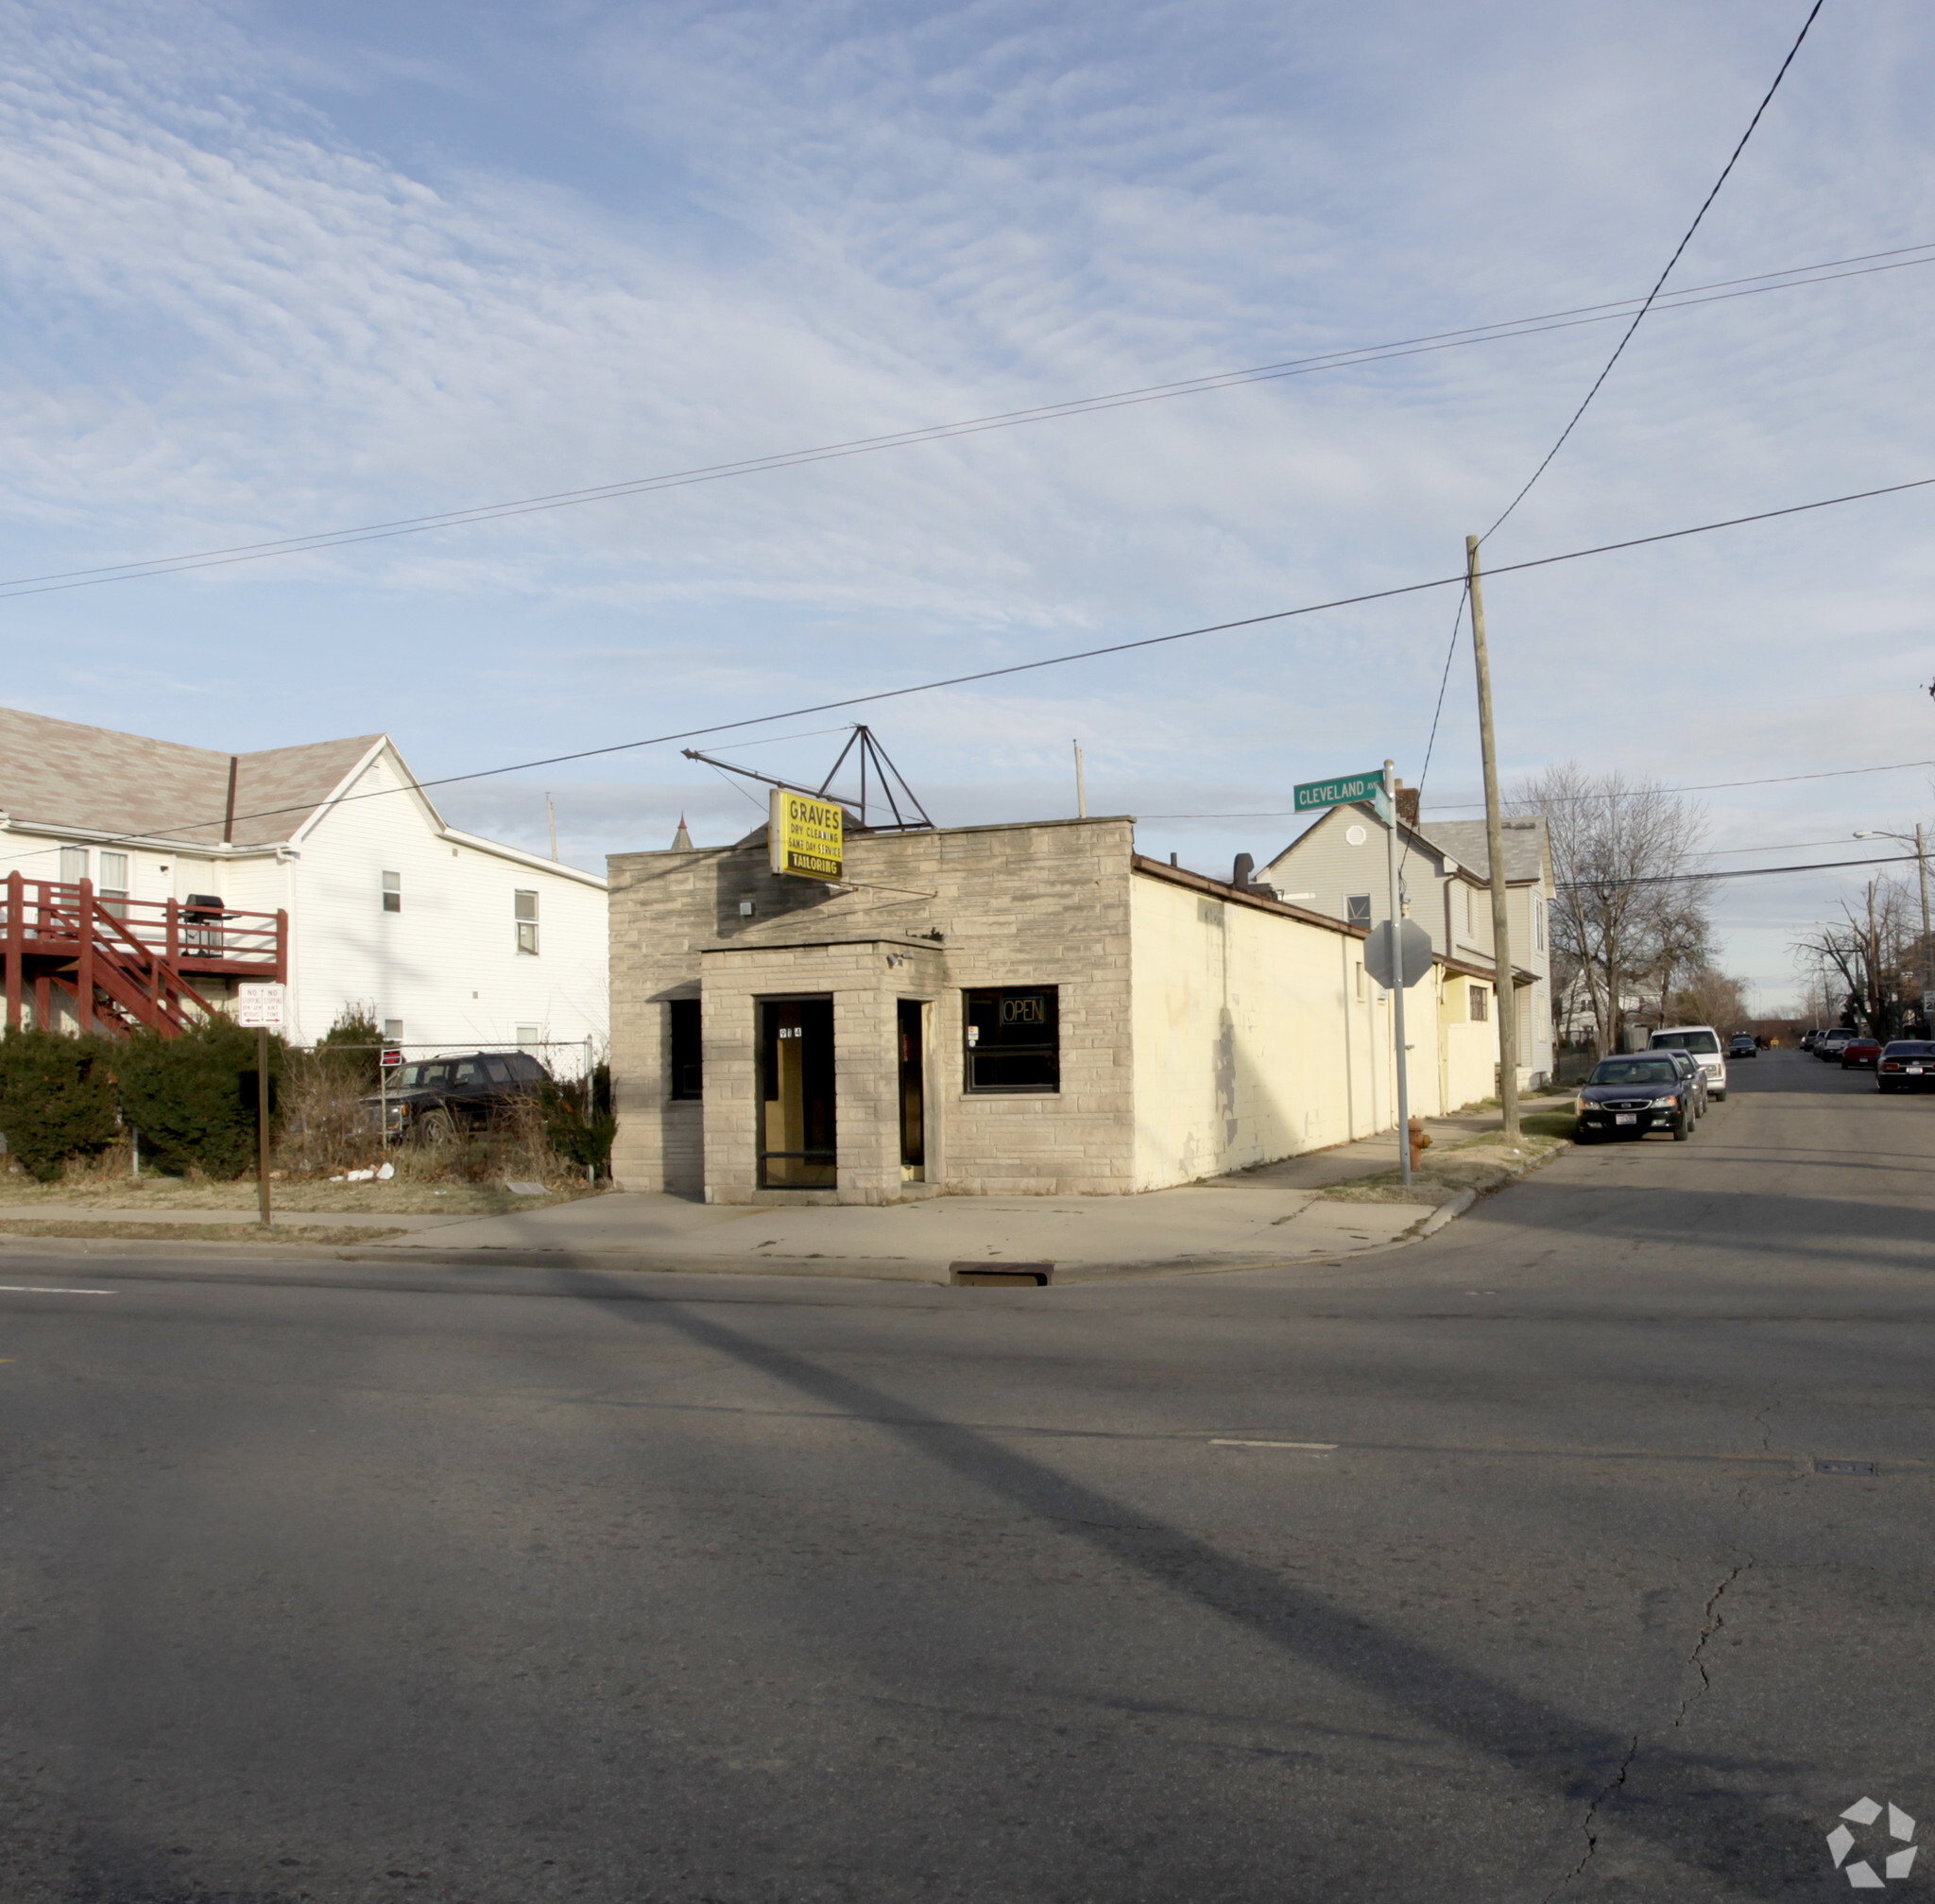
0, 1106, 1554, 1284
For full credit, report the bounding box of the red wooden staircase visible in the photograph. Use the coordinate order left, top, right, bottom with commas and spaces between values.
2, 873, 287, 1037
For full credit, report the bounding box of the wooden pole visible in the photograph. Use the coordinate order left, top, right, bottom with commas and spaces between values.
1918, 822, 1932, 1020
1383, 760, 1412, 1185
1466, 537, 1521, 1141
257, 1023, 272, 1227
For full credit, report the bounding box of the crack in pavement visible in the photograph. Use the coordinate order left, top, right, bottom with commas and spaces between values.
1543, 1560, 1753, 1897
1672, 1561, 1750, 1727
1542, 1733, 1640, 1903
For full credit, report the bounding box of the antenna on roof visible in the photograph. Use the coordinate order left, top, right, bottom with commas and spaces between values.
680, 725, 933, 832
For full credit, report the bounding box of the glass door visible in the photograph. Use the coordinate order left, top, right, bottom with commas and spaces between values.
759, 998, 836, 1188
898, 998, 926, 1181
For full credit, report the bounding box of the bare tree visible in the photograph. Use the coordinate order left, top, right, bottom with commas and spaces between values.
1670, 968, 1751, 1033
1512, 765, 1711, 1055
1789, 876, 1925, 1037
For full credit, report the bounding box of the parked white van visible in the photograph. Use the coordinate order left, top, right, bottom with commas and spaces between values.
1650, 1025, 1728, 1101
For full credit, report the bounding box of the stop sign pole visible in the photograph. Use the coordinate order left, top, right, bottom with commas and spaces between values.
1380, 760, 1413, 1188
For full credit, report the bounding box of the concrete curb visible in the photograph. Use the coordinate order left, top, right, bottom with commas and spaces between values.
0, 1142, 1573, 1286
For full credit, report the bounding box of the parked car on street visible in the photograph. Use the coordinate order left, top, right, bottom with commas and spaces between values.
1728, 1033, 1758, 1059
1840, 1036, 1884, 1071
359, 1050, 552, 1144
1814, 1028, 1858, 1061
1876, 1040, 1935, 1092
1659, 1047, 1710, 1117
1574, 1055, 1696, 1142
1648, 1024, 1727, 1101
1799, 1029, 1820, 1051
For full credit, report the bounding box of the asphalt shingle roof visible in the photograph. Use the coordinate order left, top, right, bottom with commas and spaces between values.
1418, 816, 1549, 883
0, 706, 383, 849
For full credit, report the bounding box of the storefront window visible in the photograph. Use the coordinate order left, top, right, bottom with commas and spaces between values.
964, 986, 1059, 1093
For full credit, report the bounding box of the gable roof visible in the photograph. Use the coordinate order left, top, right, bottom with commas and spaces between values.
1262, 800, 1462, 879
1417, 816, 1550, 883
0, 706, 384, 849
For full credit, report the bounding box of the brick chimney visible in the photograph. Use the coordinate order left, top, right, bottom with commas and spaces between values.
1396, 780, 1420, 827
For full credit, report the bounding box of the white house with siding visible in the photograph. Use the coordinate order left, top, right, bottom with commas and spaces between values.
0, 706, 605, 1062
1259, 794, 1555, 1094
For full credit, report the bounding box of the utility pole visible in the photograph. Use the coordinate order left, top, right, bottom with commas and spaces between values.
1073, 742, 1087, 819
1383, 760, 1412, 1187
1909, 820, 1933, 1023
546, 794, 559, 862
255, 1023, 272, 1228
1466, 536, 1520, 1141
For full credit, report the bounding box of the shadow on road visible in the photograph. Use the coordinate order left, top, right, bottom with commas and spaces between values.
563, 1278, 1822, 1900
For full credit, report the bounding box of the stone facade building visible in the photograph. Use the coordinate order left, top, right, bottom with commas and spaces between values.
608, 813, 1468, 1205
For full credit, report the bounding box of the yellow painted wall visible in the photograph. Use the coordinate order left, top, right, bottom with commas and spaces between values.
1129, 873, 1384, 1190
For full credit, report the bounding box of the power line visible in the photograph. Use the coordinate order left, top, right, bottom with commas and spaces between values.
17, 469, 1933, 866
1424, 756, 1935, 812
1556, 849, 1915, 891
1, 238, 1920, 603
1482, 0, 1828, 540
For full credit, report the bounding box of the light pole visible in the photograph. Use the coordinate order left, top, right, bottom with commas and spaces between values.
1853, 828, 1931, 1028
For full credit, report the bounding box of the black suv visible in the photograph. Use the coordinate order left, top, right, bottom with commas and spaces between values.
362, 1051, 551, 1144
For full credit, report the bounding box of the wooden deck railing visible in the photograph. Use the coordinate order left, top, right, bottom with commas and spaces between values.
2, 873, 288, 1036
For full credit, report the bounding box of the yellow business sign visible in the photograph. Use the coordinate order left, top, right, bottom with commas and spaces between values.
769, 788, 845, 881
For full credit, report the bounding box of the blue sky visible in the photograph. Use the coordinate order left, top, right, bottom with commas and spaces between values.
2, 0, 1931, 1006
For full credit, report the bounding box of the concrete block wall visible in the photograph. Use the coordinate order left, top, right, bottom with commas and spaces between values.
608, 817, 1140, 1200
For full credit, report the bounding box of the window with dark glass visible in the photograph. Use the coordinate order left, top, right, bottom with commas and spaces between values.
669, 998, 702, 1100
964, 986, 1059, 1093
1346, 894, 1372, 927
1469, 983, 1490, 1022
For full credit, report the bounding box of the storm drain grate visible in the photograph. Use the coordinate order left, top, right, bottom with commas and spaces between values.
950, 1261, 1053, 1287
1814, 1458, 1880, 1477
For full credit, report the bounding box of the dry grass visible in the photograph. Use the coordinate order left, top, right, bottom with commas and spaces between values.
0, 1065, 606, 1216
0, 1126, 601, 1216
0, 1219, 410, 1244
1317, 1130, 1567, 1205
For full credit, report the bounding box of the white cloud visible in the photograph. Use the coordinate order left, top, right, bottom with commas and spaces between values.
0, 0, 1931, 1003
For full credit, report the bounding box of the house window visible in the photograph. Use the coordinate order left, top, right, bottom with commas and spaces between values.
60, 846, 87, 883
669, 998, 702, 1100
382, 871, 402, 914
1346, 895, 1372, 927
1469, 984, 1490, 1022
383, 1019, 403, 1042
515, 889, 539, 954
964, 986, 1059, 1093
514, 1024, 540, 1047
98, 851, 129, 919
1534, 896, 1546, 952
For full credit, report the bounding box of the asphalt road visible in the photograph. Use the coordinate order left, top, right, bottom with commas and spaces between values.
2, 1050, 1930, 1903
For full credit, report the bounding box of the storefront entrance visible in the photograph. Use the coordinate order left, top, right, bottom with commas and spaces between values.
759, 998, 836, 1188
898, 998, 927, 1181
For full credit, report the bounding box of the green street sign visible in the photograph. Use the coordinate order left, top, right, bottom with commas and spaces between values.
1293, 769, 1391, 823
